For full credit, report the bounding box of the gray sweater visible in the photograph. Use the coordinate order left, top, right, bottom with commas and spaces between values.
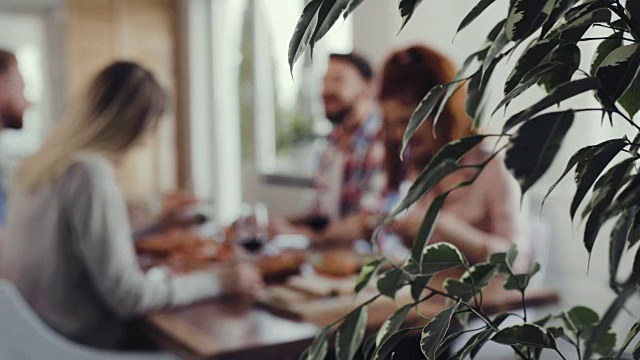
0, 152, 220, 349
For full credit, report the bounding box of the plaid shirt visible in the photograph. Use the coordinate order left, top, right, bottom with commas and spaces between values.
312, 113, 386, 218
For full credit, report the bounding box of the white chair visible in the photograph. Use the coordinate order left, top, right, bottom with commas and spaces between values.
0, 280, 178, 360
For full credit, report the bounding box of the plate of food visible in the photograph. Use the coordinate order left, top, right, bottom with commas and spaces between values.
257, 250, 307, 279
136, 229, 231, 272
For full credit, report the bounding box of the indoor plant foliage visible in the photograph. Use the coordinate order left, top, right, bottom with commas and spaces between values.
289, 0, 640, 359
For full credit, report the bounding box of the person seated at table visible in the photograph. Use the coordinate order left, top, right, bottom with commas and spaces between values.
0, 61, 264, 350
269, 52, 387, 244
375, 44, 528, 267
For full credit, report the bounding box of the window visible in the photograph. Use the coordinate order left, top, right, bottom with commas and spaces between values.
182, 0, 353, 224
0, 11, 53, 189
238, 0, 353, 178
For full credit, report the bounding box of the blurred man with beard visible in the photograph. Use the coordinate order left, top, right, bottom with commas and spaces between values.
0, 50, 29, 224
270, 53, 386, 244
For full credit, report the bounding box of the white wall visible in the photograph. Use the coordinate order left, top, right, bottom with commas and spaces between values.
351, 0, 638, 338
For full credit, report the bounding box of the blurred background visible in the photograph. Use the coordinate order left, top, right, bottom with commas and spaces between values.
0, 0, 637, 349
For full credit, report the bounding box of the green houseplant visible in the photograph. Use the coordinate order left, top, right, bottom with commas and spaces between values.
288, 0, 640, 359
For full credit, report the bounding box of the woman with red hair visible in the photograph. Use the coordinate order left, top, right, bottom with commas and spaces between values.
376, 44, 527, 267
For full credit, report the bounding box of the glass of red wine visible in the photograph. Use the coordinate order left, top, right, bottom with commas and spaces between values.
236, 203, 269, 253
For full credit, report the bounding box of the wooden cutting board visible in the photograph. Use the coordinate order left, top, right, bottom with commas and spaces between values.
284, 274, 359, 297
260, 277, 560, 328
259, 279, 425, 327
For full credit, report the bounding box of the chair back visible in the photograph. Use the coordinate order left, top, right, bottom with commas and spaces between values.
0, 280, 177, 360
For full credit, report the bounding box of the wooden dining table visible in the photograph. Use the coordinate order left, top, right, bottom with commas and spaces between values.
139, 227, 559, 359
146, 280, 559, 360
146, 297, 319, 360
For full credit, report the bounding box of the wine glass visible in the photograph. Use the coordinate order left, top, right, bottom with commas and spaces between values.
235, 203, 269, 253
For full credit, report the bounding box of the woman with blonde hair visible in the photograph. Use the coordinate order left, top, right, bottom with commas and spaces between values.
0, 61, 263, 349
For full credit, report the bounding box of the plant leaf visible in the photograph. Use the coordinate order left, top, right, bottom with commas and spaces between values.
343, 0, 365, 19
288, 0, 323, 73
411, 194, 449, 264
571, 140, 626, 220
452, 313, 513, 359
553, 7, 611, 37
535, 315, 552, 327
504, 261, 541, 291
432, 50, 481, 132
540, 0, 578, 38
492, 323, 557, 349
376, 304, 413, 347
596, 44, 640, 107
539, 43, 581, 92
542, 144, 598, 208
505, 110, 574, 195
566, 305, 600, 335
489, 252, 511, 274
627, 0, 640, 22
468, 57, 501, 125
436, 327, 484, 358
592, 32, 624, 76
486, 18, 508, 44
372, 329, 412, 360
482, 26, 510, 77
505, 0, 551, 41
628, 208, 640, 249
564, 0, 603, 21
312, 0, 348, 44
507, 244, 518, 268
355, 258, 386, 294
304, 325, 332, 360
504, 38, 561, 95
454, 328, 495, 359
411, 275, 432, 302
387, 159, 460, 223
398, 0, 423, 32
390, 135, 488, 223
336, 306, 368, 360
388, 160, 459, 221
583, 159, 634, 254
496, 62, 563, 115
421, 242, 467, 274
619, 68, 640, 119
420, 301, 461, 360
457, 0, 498, 34
616, 320, 640, 359
584, 284, 636, 359
444, 263, 498, 300
607, 172, 640, 218
424, 135, 489, 175
503, 77, 600, 132
633, 246, 640, 284
594, 330, 617, 357
361, 335, 377, 360
402, 85, 447, 157
377, 268, 407, 299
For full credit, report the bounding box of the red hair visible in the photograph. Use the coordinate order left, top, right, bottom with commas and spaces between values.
379, 44, 476, 190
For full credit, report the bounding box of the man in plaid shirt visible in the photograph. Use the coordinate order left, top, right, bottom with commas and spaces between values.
270, 53, 386, 243
313, 112, 385, 219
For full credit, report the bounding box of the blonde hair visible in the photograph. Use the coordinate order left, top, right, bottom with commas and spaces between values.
18, 61, 165, 191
